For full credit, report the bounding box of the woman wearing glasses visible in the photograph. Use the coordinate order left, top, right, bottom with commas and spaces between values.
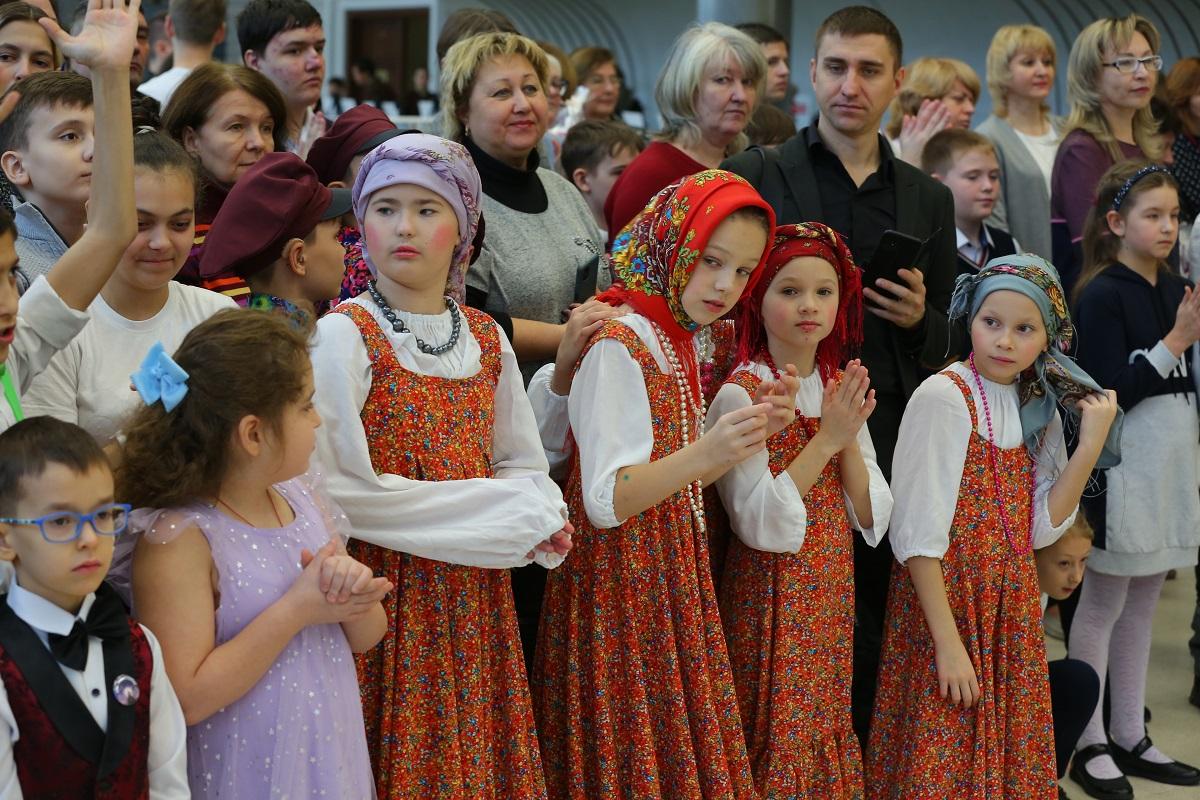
1051, 14, 1165, 293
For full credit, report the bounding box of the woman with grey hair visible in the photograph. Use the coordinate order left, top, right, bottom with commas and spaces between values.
604, 21, 765, 245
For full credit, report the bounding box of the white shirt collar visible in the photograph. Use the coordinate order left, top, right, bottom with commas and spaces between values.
6, 581, 97, 636
955, 225, 994, 252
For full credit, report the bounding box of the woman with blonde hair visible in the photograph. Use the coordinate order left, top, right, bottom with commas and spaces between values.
441, 31, 602, 375
887, 57, 980, 165
442, 32, 605, 671
976, 25, 1060, 258
1050, 14, 1163, 293
604, 21, 765, 244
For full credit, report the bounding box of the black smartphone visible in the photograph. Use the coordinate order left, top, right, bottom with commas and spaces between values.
864, 229, 936, 305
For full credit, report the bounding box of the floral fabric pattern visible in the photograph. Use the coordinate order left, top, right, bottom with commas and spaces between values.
718, 368, 865, 800
865, 371, 1057, 800
533, 320, 757, 800
336, 301, 548, 799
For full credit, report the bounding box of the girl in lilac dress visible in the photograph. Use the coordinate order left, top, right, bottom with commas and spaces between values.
117, 310, 392, 798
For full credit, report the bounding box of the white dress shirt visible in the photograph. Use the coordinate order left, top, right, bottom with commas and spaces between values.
0, 582, 189, 799
888, 362, 1077, 564
708, 363, 893, 553
310, 295, 568, 569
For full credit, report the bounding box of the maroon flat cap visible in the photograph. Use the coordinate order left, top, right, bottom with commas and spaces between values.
305, 105, 402, 185
199, 152, 352, 281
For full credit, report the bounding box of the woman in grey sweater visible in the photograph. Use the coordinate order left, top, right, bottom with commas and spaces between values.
442, 31, 604, 378
976, 24, 1061, 259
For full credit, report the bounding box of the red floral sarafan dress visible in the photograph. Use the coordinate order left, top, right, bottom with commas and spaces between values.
718, 369, 864, 800
532, 321, 757, 800
865, 372, 1056, 800
336, 302, 547, 800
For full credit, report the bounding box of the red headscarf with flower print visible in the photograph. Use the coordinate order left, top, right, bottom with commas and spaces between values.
734, 222, 864, 382
598, 169, 775, 397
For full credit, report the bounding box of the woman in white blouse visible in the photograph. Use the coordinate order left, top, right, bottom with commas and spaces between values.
976, 25, 1061, 258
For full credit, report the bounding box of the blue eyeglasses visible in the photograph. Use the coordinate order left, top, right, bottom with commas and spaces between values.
0, 503, 132, 543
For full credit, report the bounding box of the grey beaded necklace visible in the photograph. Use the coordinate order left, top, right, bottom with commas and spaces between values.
367, 280, 462, 356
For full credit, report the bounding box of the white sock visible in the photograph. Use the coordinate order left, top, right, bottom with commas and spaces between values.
1083, 753, 1125, 781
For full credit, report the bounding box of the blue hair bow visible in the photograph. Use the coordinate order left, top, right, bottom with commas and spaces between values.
131, 342, 189, 412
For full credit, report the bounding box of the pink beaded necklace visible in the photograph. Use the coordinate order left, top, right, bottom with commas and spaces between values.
967, 354, 1035, 555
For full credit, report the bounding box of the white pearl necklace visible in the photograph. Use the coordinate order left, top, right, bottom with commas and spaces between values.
650, 321, 707, 535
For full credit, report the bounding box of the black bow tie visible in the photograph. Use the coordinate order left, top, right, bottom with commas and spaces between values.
47, 589, 129, 671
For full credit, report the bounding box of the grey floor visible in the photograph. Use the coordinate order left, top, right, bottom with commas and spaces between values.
1048, 568, 1200, 800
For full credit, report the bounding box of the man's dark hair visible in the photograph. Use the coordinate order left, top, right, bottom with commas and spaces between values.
0, 417, 109, 515
735, 22, 787, 47
436, 7, 517, 64
0, 72, 93, 155
170, 0, 227, 46
560, 120, 644, 177
236, 0, 321, 58
814, 6, 902, 70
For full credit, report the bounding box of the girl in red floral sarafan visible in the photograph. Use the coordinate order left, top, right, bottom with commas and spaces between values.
714, 222, 893, 800
533, 169, 788, 800
309, 133, 573, 800
865, 254, 1121, 800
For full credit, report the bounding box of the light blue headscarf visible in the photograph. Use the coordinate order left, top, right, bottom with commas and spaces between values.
949, 254, 1123, 468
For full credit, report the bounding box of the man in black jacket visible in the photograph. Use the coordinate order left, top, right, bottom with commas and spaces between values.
722, 5, 959, 747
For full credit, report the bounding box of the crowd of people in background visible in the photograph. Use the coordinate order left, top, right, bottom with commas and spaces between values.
0, 0, 1194, 798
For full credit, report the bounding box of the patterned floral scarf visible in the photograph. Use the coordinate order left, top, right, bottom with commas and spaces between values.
734, 222, 863, 382
949, 253, 1123, 467
598, 169, 775, 397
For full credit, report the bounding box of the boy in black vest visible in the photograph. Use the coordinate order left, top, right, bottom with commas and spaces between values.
0, 417, 186, 797
923, 128, 1017, 275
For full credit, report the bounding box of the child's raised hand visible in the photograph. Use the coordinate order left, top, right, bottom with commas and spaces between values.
40, 0, 141, 73
1075, 389, 1119, 452
1166, 285, 1200, 355
551, 300, 625, 396
817, 360, 876, 453
935, 636, 981, 709
753, 363, 801, 437
527, 521, 574, 560
702, 402, 771, 469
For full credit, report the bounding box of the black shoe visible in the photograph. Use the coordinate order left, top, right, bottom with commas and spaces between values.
1110, 736, 1200, 786
1069, 744, 1133, 800
1059, 786, 1070, 800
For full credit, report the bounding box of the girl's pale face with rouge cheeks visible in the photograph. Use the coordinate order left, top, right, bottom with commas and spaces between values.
761, 256, 840, 360
679, 214, 768, 326
969, 289, 1048, 384
362, 183, 460, 300
116, 168, 196, 293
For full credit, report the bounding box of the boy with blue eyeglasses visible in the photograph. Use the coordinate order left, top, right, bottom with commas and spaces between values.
0, 416, 187, 798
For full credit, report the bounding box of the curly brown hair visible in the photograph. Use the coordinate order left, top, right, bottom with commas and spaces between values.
116, 309, 311, 510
